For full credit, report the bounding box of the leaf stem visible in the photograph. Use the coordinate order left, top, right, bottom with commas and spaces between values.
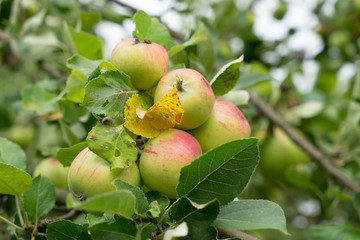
9, 0, 20, 25
0, 215, 24, 232
31, 218, 38, 240
21, 197, 30, 228
158, 198, 180, 226
15, 196, 25, 227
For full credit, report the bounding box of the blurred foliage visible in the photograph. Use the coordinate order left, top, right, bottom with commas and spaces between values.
0, 0, 359, 239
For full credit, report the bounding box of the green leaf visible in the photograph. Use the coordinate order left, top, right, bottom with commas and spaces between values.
0, 137, 26, 171
145, 191, 170, 212
89, 217, 137, 240
285, 165, 321, 194
132, 10, 171, 48
217, 90, 250, 106
214, 200, 289, 235
21, 85, 58, 115
147, 200, 161, 218
168, 29, 207, 57
23, 175, 56, 221
145, 191, 170, 217
87, 213, 115, 227
56, 142, 88, 167
66, 191, 136, 217
210, 56, 244, 96
83, 71, 137, 121
113, 179, 148, 217
310, 225, 360, 240
138, 223, 156, 240
354, 192, 360, 217
80, 12, 101, 31
233, 73, 273, 90
69, 27, 103, 60
167, 63, 186, 72
46, 220, 92, 240
177, 138, 259, 205
59, 120, 80, 146
88, 61, 118, 81
171, 198, 219, 240
0, 163, 32, 196
197, 21, 216, 71
66, 70, 87, 103
352, 75, 360, 101
66, 55, 102, 78
87, 124, 138, 169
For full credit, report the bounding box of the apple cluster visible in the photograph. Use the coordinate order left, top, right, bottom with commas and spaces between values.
34, 37, 251, 201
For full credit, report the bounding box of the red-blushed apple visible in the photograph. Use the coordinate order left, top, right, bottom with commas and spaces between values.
68, 147, 141, 199
154, 68, 215, 130
189, 99, 251, 153
110, 38, 169, 90
139, 129, 202, 198
34, 157, 69, 189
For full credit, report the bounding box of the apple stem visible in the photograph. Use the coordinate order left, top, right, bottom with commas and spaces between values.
176, 79, 184, 92
134, 35, 140, 44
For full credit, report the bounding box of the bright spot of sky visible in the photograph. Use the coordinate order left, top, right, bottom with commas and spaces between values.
297, 198, 321, 217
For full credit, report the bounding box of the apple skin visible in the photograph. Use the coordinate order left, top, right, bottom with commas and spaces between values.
139, 129, 202, 198
7, 125, 35, 148
110, 38, 169, 90
189, 99, 251, 153
34, 157, 69, 189
260, 128, 310, 180
68, 147, 141, 199
154, 68, 215, 130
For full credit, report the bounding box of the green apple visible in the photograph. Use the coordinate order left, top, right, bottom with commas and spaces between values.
260, 128, 311, 180
154, 68, 215, 130
140, 129, 202, 198
68, 147, 141, 199
110, 38, 169, 90
34, 157, 69, 189
7, 125, 35, 148
189, 99, 251, 153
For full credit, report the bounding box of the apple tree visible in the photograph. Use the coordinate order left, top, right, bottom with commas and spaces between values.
0, 1, 359, 240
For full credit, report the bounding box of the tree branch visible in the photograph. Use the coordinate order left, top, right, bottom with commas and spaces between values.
37, 209, 80, 229
218, 228, 261, 240
248, 91, 360, 192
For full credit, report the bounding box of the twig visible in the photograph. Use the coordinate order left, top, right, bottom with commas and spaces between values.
37, 209, 80, 229
52, 205, 70, 212
0, 215, 25, 232
39, 62, 67, 81
218, 228, 261, 240
248, 91, 360, 192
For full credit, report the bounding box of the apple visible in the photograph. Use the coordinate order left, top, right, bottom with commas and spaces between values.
34, 157, 69, 189
189, 99, 251, 153
260, 127, 311, 180
110, 38, 169, 90
7, 125, 35, 148
139, 129, 202, 198
154, 68, 215, 130
68, 147, 141, 199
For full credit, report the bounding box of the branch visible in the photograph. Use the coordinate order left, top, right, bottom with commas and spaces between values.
37, 209, 80, 229
248, 91, 360, 192
218, 228, 261, 240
